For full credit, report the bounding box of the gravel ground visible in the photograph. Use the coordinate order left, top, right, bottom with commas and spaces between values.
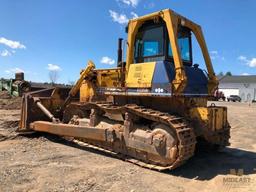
0, 91, 21, 110
0, 93, 255, 192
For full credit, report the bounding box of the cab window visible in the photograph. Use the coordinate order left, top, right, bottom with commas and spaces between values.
134, 26, 164, 62
143, 41, 159, 56
134, 22, 192, 65
168, 28, 192, 64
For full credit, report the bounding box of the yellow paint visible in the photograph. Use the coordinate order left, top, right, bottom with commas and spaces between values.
209, 107, 227, 131
126, 62, 156, 88
190, 106, 227, 131
190, 107, 209, 121
125, 9, 218, 95
80, 67, 121, 102
70, 60, 95, 97
96, 68, 121, 87
80, 81, 95, 102
164, 11, 187, 94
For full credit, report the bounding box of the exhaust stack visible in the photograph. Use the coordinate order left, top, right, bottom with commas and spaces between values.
117, 38, 123, 67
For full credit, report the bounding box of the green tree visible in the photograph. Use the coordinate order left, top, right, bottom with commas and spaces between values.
225, 71, 232, 76
218, 72, 224, 76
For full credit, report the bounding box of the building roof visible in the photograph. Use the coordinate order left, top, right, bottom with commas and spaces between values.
218, 75, 256, 83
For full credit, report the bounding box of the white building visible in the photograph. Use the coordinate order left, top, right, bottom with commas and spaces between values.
218, 75, 256, 102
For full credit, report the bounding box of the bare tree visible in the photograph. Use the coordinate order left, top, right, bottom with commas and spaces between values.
49, 71, 59, 85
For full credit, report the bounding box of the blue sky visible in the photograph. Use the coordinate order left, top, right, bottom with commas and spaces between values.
0, 0, 256, 83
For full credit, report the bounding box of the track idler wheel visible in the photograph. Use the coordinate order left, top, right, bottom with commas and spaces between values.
151, 123, 178, 162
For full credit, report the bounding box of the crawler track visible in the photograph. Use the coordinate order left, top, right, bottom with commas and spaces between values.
67, 102, 196, 171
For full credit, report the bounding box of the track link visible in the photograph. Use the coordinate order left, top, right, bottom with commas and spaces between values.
124, 104, 196, 170
70, 102, 196, 171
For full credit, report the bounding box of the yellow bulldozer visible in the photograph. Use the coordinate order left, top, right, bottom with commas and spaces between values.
18, 9, 230, 170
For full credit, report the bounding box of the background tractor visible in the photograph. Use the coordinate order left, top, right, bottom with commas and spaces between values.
0, 72, 31, 97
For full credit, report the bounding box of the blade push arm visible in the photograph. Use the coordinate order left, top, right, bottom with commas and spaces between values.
61, 60, 95, 110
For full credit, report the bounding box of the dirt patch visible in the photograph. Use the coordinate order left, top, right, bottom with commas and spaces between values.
0, 91, 12, 99
0, 134, 7, 141
1, 120, 19, 128
0, 91, 21, 110
0, 99, 255, 192
0, 133, 18, 142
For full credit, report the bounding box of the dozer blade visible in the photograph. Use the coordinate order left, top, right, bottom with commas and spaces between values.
19, 60, 95, 132
18, 87, 71, 132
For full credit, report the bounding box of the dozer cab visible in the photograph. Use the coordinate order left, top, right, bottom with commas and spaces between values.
18, 9, 230, 170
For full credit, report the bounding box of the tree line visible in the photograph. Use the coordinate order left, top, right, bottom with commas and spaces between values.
218, 71, 232, 76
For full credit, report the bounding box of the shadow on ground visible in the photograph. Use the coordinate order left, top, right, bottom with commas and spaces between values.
21, 132, 256, 181
168, 147, 256, 180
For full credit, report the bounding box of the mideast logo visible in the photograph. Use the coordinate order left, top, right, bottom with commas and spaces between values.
222, 168, 256, 188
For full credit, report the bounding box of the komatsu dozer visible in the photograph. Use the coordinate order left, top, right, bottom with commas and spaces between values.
18, 9, 230, 170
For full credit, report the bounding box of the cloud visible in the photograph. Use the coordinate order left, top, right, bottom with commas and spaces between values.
210, 50, 225, 60
210, 51, 218, 60
109, 10, 139, 25
5, 67, 24, 74
100, 56, 115, 65
0, 37, 26, 49
131, 12, 138, 19
0, 49, 11, 57
248, 58, 256, 67
210, 50, 218, 55
241, 72, 250, 76
47, 64, 62, 71
109, 10, 129, 24
237, 55, 256, 68
238, 55, 247, 62
144, 2, 155, 9
119, 0, 139, 7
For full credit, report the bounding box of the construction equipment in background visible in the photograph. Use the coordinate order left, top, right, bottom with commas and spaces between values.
18, 9, 230, 171
213, 89, 226, 101
0, 73, 72, 97
0, 72, 31, 97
